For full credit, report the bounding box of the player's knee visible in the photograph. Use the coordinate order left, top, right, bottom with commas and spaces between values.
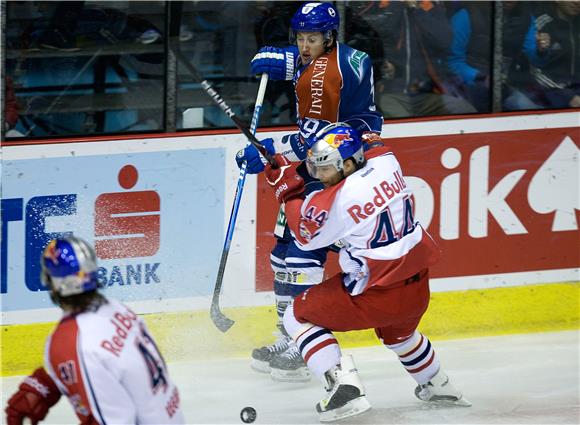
282, 304, 299, 338
283, 303, 313, 340
270, 241, 289, 274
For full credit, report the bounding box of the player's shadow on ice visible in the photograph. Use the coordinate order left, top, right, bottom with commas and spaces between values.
335, 403, 471, 424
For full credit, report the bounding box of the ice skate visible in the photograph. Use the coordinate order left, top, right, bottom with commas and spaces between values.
414, 369, 471, 407
269, 342, 311, 382
316, 355, 371, 422
250, 331, 291, 373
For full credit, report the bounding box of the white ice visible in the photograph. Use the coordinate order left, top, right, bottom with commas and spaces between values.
2, 330, 578, 424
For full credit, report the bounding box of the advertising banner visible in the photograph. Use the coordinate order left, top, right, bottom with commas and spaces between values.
1, 149, 225, 313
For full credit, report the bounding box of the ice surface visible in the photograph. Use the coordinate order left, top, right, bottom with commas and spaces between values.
2, 330, 578, 424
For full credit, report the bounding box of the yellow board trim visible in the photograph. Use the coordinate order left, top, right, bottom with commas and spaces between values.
2, 282, 578, 377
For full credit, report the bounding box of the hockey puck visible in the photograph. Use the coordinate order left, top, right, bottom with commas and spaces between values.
240, 407, 257, 423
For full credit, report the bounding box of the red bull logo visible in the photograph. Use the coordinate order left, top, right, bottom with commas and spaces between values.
43, 240, 60, 265
324, 131, 352, 148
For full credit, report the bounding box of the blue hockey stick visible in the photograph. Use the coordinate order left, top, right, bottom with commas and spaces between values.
210, 73, 269, 332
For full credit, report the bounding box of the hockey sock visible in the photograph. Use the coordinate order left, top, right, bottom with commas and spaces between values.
283, 304, 340, 379
385, 331, 440, 385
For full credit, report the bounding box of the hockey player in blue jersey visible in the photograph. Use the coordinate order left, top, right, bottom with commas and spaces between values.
236, 2, 383, 382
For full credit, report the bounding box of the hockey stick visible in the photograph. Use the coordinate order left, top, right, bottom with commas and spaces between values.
174, 50, 278, 332
175, 51, 275, 165
174, 52, 273, 331
208, 73, 269, 332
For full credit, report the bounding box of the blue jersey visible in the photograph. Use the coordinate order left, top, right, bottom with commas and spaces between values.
275, 43, 383, 162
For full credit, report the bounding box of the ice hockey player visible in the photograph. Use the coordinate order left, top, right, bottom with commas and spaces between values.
263, 122, 471, 422
237, 1, 383, 382
4, 237, 185, 425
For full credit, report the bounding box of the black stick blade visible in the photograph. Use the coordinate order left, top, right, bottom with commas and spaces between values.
210, 302, 235, 333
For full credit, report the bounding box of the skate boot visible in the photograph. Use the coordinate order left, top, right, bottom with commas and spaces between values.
269, 342, 311, 382
316, 355, 371, 422
251, 331, 291, 373
414, 369, 471, 406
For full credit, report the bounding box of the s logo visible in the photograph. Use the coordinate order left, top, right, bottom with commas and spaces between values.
95, 165, 160, 259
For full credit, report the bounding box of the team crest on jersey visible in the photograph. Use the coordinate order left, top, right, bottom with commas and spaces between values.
348, 51, 367, 82
299, 222, 313, 241
70, 394, 90, 416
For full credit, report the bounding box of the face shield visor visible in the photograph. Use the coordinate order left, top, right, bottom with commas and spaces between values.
305, 137, 344, 179
305, 122, 365, 180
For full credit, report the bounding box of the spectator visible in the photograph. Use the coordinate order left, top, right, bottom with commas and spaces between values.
527, 1, 580, 108
448, 1, 544, 112
26, 2, 85, 51
348, 0, 476, 118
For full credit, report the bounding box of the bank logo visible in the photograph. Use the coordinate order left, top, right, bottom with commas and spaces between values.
1, 164, 160, 293
95, 164, 160, 259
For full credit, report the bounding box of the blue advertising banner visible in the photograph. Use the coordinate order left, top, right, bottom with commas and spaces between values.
1, 148, 225, 311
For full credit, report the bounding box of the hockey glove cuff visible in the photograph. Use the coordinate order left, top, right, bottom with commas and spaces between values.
235, 138, 276, 174
264, 154, 305, 204
5, 367, 61, 425
250, 46, 298, 80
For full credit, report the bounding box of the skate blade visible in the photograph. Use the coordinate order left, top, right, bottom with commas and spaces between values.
250, 359, 271, 374
426, 395, 472, 407
451, 396, 472, 407
270, 367, 311, 383
319, 396, 372, 422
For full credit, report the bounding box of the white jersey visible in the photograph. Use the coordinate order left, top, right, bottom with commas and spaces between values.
44, 297, 184, 424
286, 146, 441, 295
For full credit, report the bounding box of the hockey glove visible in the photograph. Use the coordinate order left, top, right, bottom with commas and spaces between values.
5, 367, 61, 425
250, 46, 298, 80
264, 154, 304, 203
235, 138, 276, 174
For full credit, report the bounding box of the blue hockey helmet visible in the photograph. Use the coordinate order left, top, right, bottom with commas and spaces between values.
306, 122, 365, 178
41, 236, 99, 297
290, 2, 340, 43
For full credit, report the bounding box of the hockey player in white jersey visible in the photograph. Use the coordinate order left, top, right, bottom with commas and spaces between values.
263, 123, 470, 422
4, 237, 185, 425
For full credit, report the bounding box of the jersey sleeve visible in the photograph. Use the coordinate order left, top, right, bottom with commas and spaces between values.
272, 132, 309, 161
338, 45, 384, 134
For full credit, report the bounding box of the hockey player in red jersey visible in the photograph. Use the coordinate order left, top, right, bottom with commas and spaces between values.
237, 1, 384, 382
4, 237, 185, 425
263, 123, 471, 422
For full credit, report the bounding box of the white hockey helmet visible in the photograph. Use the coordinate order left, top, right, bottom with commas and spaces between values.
306, 122, 365, 179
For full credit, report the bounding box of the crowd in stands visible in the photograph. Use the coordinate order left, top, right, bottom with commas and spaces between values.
3, 1, 579, 138
346, 0, 579, 116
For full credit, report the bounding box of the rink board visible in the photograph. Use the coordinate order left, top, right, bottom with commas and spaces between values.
2, 282, 579, 376
1, 111, 579, 376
